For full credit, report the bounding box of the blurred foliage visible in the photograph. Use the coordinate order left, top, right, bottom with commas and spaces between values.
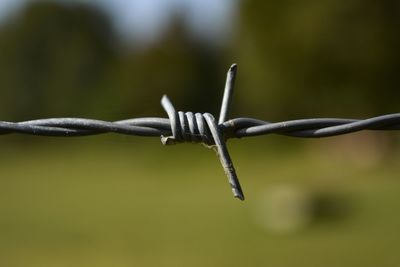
0, 2, 115, 119
235, 0, 400, 119
102, 16, 226, 118
0, 1, 399, 121
0, 2, 226, 120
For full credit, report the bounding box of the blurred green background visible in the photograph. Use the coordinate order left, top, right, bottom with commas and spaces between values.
0, 1, 400, 266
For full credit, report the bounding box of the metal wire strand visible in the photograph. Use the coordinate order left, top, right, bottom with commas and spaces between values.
223, 114, 400, 138
1, 64, 399, 200
1, 115, 399, 138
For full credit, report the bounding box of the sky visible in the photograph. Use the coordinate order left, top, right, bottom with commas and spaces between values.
0, 0, 238, 44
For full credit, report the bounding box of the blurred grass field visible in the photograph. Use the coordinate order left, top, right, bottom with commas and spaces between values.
0, 134, 400, 267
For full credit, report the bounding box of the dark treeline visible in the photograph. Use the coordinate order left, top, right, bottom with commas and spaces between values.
236, 0, 400, 119
0, 1, 399, 122
0, 2, 226, 121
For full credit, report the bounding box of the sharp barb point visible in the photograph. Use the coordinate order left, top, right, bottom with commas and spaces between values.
219, 63, 238, 124
235, 193, 245, 201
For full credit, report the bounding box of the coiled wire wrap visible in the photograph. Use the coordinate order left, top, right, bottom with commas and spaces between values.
160, 96, 214, 146
1, 64, 400, 200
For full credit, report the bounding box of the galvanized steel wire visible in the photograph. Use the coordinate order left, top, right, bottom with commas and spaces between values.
1, 113, 400, 138
1, 64, 399, 200
1, 114, 400, 138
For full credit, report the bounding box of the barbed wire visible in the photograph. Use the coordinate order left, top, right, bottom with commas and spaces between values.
1, 64, 400, 200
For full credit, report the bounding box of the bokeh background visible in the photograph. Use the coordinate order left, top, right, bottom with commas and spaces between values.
0, 1, 400, 266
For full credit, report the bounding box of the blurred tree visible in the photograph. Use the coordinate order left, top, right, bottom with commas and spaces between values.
99, 15, 226, 118
0, 3, 228, 121
0, 2, 115, 119
234, 0, 400, 119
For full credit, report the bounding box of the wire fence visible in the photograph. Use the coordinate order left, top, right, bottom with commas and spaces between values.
1, 64, 399, 200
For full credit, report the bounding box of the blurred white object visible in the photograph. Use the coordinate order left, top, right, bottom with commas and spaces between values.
253, 185, 313, 233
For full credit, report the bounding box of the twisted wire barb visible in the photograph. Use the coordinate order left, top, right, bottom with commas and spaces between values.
1, 64, 400, 200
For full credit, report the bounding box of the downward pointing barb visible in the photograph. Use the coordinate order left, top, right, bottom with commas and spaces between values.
203, 113, 245, 201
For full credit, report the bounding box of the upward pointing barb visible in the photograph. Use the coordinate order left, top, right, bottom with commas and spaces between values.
219, 64, 237, 125
160, 64, 245, 201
